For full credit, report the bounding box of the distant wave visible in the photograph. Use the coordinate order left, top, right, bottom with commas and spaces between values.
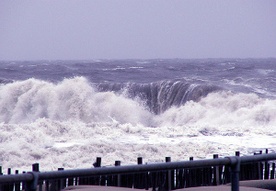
0, 78, 13, 84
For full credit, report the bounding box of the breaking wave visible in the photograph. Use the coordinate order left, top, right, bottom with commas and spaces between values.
0, 77, 152, 125
0, 77, 275, 128
0, 77, 221, 123
97, 80, 222, 114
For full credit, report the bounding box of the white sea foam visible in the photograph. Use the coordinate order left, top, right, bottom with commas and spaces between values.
0, 77, 153, 125
159, 91, 276, 128
129, 67, 144, 69
0, 77, 275, 172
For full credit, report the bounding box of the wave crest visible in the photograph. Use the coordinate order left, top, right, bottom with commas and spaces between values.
0, 77, 152, 124
1, 77, 275, 129
97, 80, 221, 114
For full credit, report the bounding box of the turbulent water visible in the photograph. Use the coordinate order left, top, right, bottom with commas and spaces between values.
0, 58, 276, 172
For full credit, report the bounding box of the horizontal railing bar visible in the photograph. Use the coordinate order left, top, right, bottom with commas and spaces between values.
240, 153, 276, 163
39, 157, 231, 180
0, 153, 276, 184
0, 173, 33, 183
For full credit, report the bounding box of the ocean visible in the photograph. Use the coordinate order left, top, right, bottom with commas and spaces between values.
0, 58, 275, 171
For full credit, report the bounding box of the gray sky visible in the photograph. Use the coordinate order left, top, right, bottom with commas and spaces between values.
0, 0, 276, 60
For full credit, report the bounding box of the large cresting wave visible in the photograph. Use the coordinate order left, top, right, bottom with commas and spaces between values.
0, 77, 275, 128
0, 77, 220, 124
97, 80, 221, 114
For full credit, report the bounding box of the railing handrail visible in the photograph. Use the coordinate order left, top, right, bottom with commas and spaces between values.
1, 152, 276, 191
3, 157, 230, 183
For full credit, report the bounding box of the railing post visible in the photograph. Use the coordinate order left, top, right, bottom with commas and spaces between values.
271, 163, 275, 179
25, 172, 39, 191
0, 165, 2, 191
135, 157, 144, 189
93, 157, 102, 185
58, 168, 65, 190
32, 163, 39, 172
137, 157, 143, 165
15, 170, 20, 191
93, 157, 101, 168
213, 154, 220, 185
32, 163, 43, 191
227, 156, 241, 191
166, 157, 172, 191
6, 168, 13, 191
115, 161, 121, 187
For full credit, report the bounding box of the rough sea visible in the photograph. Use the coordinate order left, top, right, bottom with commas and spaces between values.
0, 58, 276, 171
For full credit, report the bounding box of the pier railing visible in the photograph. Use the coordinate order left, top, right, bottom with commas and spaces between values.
1, 151, 276, 191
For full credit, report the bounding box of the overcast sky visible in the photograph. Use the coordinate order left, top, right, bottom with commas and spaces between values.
0, 0, 276, 60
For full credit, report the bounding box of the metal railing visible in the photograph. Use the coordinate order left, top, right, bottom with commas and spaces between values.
1, 153, 276, 191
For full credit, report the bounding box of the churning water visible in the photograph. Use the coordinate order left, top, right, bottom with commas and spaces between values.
0, 58, 275, 171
